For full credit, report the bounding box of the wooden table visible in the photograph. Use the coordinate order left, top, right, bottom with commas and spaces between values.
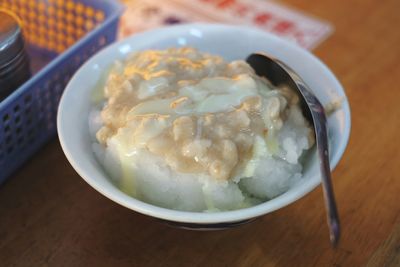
1, 0, 399, 266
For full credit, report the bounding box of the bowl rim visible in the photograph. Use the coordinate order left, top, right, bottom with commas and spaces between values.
58, 23, 351, 224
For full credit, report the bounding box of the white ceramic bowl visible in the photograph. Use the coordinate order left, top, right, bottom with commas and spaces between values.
57, 23, 351, 227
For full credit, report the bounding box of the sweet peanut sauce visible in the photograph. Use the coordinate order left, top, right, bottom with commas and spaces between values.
96, 48, 312, 181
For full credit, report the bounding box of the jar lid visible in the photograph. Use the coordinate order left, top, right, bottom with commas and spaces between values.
0, 10, 25, 67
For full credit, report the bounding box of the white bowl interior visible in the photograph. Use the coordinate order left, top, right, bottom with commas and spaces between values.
58, 23, 351, 224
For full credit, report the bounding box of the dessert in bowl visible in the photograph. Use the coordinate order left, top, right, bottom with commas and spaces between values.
57, 23, 350, 228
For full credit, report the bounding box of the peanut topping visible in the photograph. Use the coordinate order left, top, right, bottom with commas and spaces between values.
96, 48, 309, 181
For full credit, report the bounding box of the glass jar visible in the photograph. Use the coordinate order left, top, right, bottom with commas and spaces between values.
0, 10, 31, 101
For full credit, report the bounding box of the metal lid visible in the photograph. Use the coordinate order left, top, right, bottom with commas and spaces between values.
0, 10, 24, 67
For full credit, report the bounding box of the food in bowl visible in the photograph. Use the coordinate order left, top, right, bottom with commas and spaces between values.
89, 47, 315, 212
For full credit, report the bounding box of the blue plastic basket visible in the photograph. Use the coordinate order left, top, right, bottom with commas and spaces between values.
0, 0, 123, 184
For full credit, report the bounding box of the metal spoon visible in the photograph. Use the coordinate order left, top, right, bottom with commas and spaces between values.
246, 53, 340, 246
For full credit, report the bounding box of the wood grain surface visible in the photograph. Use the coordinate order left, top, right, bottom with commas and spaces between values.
1, 0, 399, 266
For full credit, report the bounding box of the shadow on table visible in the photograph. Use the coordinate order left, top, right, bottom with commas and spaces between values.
83, 199, 336, 267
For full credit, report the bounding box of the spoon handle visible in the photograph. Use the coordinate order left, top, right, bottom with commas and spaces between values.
299, 85, 341, 246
